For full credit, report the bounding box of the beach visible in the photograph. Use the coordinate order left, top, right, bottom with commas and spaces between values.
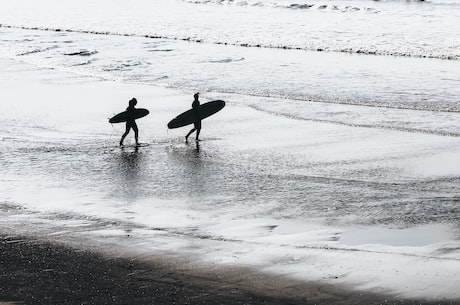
1, 0, 460, 303
1, 234, 310, 305
2, 234, 455, 305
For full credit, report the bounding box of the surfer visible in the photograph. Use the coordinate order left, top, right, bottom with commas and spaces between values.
185, 92, 201, 142
120, 98, 140, 146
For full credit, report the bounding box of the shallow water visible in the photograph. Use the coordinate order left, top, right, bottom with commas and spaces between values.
1, 59, 460, 299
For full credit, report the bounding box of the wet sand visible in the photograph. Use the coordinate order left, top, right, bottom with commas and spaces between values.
2, 234, 294, 305
1, 234, 452, 305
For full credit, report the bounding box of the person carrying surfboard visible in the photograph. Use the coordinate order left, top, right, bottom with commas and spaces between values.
185, 93, 201, 142
120, 97, 140, 146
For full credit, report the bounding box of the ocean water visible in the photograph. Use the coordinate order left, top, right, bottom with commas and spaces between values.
1, 0, 460, 300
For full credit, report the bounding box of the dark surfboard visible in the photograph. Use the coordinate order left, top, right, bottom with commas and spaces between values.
109, 108, 149, 123
167, 100, 225, 129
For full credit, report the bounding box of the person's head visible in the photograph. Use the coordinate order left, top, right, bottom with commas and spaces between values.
193, 92, 199, 100
129, 97, 137, 107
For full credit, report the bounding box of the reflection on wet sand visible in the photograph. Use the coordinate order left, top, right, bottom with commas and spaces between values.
112, 147, 143, 201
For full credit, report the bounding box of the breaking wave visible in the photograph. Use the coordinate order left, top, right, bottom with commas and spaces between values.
1, 24, 458, 61
184, 0, 460, 5
183, 0, 381, 13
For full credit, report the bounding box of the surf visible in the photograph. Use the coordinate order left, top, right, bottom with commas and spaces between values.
1, 23, 459, 61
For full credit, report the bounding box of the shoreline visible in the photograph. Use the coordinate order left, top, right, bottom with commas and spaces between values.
1, 233, 452, 305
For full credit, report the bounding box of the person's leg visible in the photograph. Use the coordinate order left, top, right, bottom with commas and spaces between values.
132, 122, 139, 146
195, 121, 201, 141
120, 124, 130, 146
186, 128, 196, 142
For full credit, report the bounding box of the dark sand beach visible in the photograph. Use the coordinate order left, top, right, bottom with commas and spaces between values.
1, 234, 455, 305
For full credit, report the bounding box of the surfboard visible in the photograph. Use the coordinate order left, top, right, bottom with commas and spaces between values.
109, 108, 149, 123
167, 100, 225, 129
